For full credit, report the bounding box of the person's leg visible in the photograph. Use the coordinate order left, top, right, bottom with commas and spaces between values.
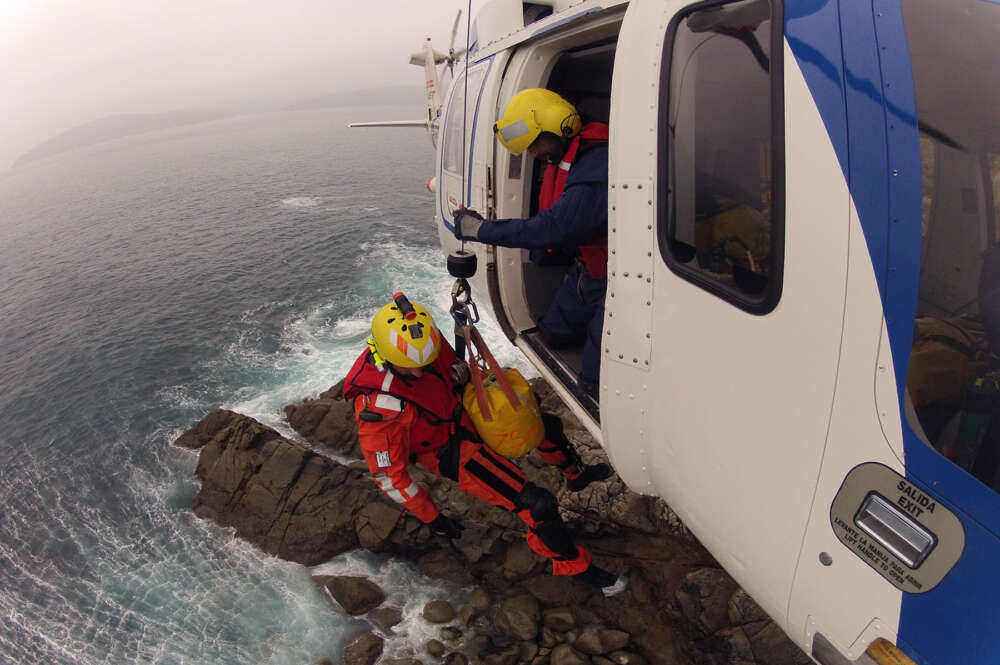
534, 412, 612, 491
539, 264, 594, 348
436, 440, 592, 575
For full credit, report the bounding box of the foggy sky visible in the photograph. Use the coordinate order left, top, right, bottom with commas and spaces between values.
1, 0, 485, 169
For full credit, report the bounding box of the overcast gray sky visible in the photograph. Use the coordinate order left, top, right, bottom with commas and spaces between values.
1, 0, 484, 169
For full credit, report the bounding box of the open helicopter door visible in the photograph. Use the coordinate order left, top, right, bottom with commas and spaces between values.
605, 0, 859, 656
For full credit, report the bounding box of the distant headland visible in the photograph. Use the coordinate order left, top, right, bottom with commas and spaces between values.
12, 86, 422, 169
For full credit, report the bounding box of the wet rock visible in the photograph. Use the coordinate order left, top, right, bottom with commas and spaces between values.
542, 607, 575, 632
607, 651, 648, 665
440, 626, 463, 641
318, 575, 386, 616
714, 627, 755, 665
749, 622, 811, 665
384, 660, 424, 665
676, 568, 738, 634
417, 549, 476, 586
520, 640, 540, 662
283, 386, 360, 457
728, 588, 769, 626
458, 587, 491, 626
344, 631, 384, 665
495, 594, 541, 641
174, 408, 242, 449
503, 541, 540, 579
316, 659, 335, 665
550, 644, 588, 665
426, 639, 446, 657
369, 606, 404, 631
444, 653, 469, 665
574, 627, 630, 655
424, 600, 457, 624
540, 627, 559, 648
483, 643, 520, 665
593, 658, 615, 665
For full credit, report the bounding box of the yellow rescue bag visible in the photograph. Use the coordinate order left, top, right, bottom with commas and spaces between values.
463, 368, 544, 458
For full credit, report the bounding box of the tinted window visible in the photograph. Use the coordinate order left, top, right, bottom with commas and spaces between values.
659, 0, 782, 312
442, 67, 486, 175
903, 0, 1000, 496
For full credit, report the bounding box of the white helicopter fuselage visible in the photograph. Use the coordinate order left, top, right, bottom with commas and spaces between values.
412, 1, 1000, 664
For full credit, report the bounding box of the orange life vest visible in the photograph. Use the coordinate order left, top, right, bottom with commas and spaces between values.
538, 122, 609, 280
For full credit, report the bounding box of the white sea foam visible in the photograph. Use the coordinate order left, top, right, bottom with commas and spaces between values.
279, 196, 321, 209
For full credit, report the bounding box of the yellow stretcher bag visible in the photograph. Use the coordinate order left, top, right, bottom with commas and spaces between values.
463, 368, 544, 458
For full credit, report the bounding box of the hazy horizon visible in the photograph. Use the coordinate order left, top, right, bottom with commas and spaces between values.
1, 0, 485, 170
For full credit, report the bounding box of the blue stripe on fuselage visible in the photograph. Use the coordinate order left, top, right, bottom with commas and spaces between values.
786, 1, 1000, 664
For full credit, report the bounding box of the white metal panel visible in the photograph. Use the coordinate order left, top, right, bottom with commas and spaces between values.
610, 24, 849, 638
787, 203, 905, 657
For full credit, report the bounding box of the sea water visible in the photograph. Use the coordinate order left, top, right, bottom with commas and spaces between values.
0, 107, 529, 664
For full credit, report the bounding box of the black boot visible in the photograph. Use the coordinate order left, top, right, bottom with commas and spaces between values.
566, 462, 613, 492
574, 564, 627, 596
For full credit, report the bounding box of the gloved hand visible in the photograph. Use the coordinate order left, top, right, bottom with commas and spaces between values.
448, 361, 471, 387
453, 208, 485, 241
429, 513, 464, 539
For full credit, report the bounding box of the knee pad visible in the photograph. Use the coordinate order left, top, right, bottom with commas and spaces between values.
514, 483, 559, 522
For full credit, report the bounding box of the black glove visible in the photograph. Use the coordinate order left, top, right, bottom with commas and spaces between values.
429, 513, 464, 539
448, 362, 471, 387
453, 208, 485, 241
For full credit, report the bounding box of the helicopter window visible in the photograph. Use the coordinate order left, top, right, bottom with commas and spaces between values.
442, 66, 487, 175
657, 0, 783, 314
902, 0, 1000, 496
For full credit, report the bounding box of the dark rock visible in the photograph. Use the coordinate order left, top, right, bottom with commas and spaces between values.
344, 631, 384, 665
319, 575, 386, 616
283, 384, 360, 456
440, 626, 462, 641
520, 640, 540, 662
369, 606, 404, 631
483, 643, 520, 665
542, 607, 576, 632
384, 660, 424, 665
503, 541, 540, 579
592, 658, 615, 665
444, 653, 469, 665
728, 588, 769, 627
575, 627, 630, 655
714, 627, 755, 665
426, 639, 446, 657
316, 659, 335, 665
174, 408, 242, 449
540, 626, 559, 648
676, 568, 738, 634
749, 622, 811, 665
550, 644, 588, 665
495, 594, 541, 641
418, 549, 475, 586
424, 600, 456, 623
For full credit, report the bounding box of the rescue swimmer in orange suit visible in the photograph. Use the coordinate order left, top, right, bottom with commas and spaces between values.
453, 89, 609, 397
343, 293, 623, 592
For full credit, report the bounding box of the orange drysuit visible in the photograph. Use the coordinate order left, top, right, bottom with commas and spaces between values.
343, 342, 591, 575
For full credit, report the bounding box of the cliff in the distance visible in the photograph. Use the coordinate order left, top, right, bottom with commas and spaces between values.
13, 110, 229, 168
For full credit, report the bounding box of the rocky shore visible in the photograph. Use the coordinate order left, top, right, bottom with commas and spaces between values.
175, 378, 810, 665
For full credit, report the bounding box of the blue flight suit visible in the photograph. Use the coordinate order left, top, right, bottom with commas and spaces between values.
476, 145, 608, 384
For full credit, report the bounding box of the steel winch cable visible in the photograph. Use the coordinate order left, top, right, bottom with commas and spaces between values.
460, 0, 472, 251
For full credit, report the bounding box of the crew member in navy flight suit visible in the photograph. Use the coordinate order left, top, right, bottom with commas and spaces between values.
453, 88, 609, 397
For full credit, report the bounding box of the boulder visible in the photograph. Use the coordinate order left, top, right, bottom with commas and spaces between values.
318, 575, 386, 616
369, 606, 404, 631
542, 607, 576, 632
444, 653, 469, 665
575, 627, 630, 655
426, 639, 446, 657
284, 393, 360, 457
608, 652, 649, 665
423, 599, 457, 624
484, 643, 521, 665
676, 568, 739, 634
550, 644, 588, 665
343, 631, 384, 665
495, 594, 541, 641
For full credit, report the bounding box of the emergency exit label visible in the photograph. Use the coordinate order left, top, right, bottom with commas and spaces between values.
829, 463, 965, 594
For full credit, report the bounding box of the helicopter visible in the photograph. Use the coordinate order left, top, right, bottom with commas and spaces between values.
352, 1, 1000, 663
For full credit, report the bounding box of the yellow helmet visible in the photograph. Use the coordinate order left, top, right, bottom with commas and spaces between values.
494, 88, 581, 156
370, 292, 442, 368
